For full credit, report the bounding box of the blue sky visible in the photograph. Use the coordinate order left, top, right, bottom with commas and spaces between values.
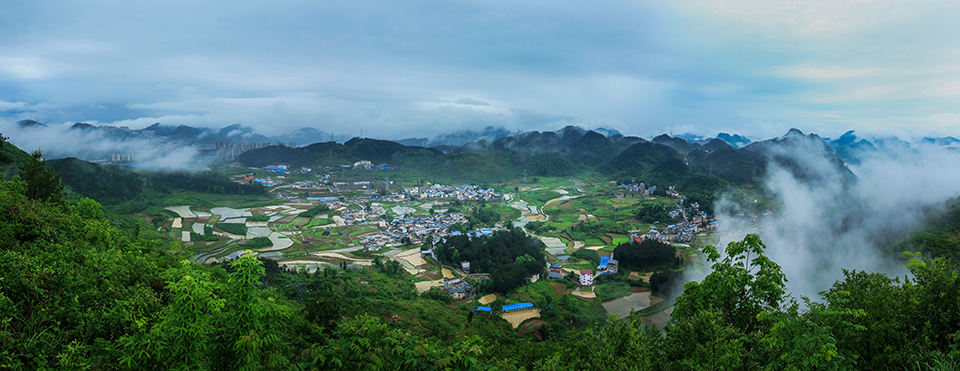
2, 0, 959, 140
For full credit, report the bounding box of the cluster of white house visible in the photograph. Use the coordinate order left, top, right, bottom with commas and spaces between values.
405, 184, 503, 201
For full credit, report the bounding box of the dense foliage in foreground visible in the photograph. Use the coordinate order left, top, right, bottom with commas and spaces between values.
2, 155, 960, 370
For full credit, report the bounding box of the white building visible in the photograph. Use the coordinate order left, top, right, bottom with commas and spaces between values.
579, 269, 594, 286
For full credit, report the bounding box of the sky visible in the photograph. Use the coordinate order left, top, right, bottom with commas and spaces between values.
2, 0, 960, 141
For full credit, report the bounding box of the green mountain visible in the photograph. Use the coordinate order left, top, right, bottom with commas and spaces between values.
600, 141, 685, 180
0, 136, 31, 178
237, 138, 443, 168
688, 147, 765, 185
652, 134, 702, 154
564, 130, 620, 164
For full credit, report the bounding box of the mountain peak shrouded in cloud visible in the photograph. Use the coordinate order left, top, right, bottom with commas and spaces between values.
17, 120, 45, 129
716, 128, 960, 298
397, 126, 517, 148
717, 133, 751, 148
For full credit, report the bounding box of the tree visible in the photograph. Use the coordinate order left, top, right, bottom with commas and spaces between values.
673, 234, 786, 333
0, 133, 11, 165
20, 150, 64, 203
613, 239, 676, 271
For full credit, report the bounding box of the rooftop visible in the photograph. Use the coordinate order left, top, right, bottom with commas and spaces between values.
502, 302, 534, 312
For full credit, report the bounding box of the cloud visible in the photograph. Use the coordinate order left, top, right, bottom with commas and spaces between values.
1, 1, 959, 141
712, 137, 960, 299
0, 100, 27, 111
0, 119, 209, 171
454, 98, 491, 106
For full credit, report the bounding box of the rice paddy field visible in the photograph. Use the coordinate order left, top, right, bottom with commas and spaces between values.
145, 176, 697, 328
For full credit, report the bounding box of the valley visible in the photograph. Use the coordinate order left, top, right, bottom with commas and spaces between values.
141, 169, 705, 327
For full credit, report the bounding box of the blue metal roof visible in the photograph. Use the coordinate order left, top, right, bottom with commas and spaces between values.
476, 306, 492, 312
599, 256, 610, 267
502, 302, 534, 311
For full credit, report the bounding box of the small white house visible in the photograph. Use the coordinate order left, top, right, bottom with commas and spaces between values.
579, 269, 594, 286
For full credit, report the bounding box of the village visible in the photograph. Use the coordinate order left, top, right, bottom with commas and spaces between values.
163, 164, 720, 327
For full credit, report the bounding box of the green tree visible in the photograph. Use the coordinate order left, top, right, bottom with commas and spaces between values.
535, 316, 662, 370
121, 260, 224, 371
673, 233, 786, 333
667, 234, 787, 368
214, 253, 291, 371
0, 133, 11, 165
20, 150, 64, 203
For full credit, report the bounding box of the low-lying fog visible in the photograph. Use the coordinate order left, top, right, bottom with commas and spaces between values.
713, 137, 960, 299
0, 119, 208, 171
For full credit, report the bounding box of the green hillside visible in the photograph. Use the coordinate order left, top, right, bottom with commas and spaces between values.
2, 136, 960, 370
600, 141, 684, 180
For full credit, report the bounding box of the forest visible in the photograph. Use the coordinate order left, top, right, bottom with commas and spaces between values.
435, 229, 546, 293
613, 239, 679, 271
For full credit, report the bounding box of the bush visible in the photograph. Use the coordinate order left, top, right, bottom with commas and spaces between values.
217, 223, 247, 236
650, 270, 683, 297
594, 281, 631, 302
301, 204, 331, 218
613, 239, 677, 271
572, 249, 599, 266
420, 287, 454, 303
243, 236, 273, 248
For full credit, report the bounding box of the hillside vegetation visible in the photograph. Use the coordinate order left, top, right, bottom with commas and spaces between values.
3, 138, 960, 369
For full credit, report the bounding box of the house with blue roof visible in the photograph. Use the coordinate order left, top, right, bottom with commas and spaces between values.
502, 303, 534, 312
596, 255, 619, 274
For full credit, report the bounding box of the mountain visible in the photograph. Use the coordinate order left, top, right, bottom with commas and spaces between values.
140, 123, 274, 144
16, 119, 46, 128
828, 130, 878, 165
564, 130, 620, 164
275, 127, 338, 146
742, 128, 855, 184
591, 126, 622, 137
236, 138, 443, 168
717, 133, 751, 148
1, 136, 31, 178
651, 134, 701, 154
922, 136, 960, 147
398, 126, 517, 148
600, 141, 685, 181
608, 134, 647, 152
687, 147, 765, 185
701, 138, 735, 153
486, 126, 588, 154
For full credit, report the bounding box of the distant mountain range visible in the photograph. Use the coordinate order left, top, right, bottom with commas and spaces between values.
10, 119, 960, 185
233, 125, 865, 211
825, 130, 959, 164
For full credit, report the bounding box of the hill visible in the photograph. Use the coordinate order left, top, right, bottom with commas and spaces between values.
237, 138, 443, 168
742, 128, 856, 184
652, 134, 701, 154
0, 135, 31, 178
563, 130, 621, 164
600, 141, 685, 180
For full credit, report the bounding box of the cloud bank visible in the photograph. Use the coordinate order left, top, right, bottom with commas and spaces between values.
2, 1, 960, 140
0, 119, 209, 171
714, 137, 960, 299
